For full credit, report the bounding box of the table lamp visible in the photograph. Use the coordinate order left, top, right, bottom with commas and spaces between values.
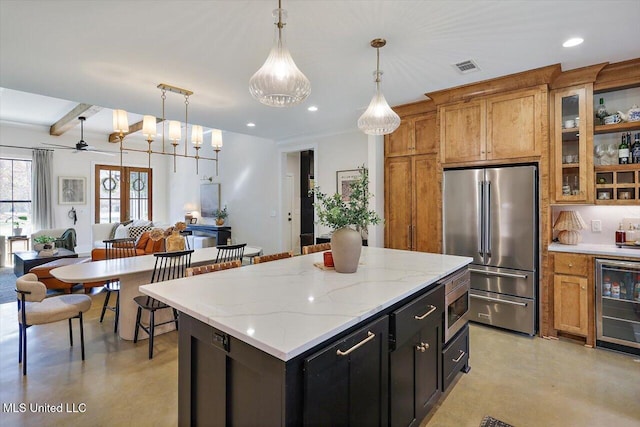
553, 210, 586, 245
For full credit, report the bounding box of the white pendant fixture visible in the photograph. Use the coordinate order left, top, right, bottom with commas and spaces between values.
357, 38, 400, 136
249, 0, 310, 107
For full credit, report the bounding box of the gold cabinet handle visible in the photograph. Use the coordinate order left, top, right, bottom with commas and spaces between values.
452, 350, 466, 363
568, 263, 573, 267
414, 305, 437, 320
336, 331, 375, 356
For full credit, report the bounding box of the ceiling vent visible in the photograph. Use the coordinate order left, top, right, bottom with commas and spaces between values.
453, 59, 480, 74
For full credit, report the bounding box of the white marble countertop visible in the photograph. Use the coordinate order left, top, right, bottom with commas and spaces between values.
140, 247, 472, 361
548, 242, 640, 259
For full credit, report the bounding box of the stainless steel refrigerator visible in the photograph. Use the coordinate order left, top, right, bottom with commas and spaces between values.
443, 165, 538, 335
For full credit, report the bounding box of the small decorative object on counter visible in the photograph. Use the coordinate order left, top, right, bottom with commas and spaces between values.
323, 251, 334, 268
615, 223, 626, 245
596, 97, 608, 125
553, 210, 586, 245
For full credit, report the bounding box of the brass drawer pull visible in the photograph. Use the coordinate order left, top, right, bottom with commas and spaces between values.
452, 350, 466, 363
336, 331, 375, 356
414, 305, 437, 320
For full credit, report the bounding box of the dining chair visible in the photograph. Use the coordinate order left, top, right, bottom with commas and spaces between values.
186, 259, 242, 276
133, 249, 193, 359
214, 243, 246, 263
253, 251, 294, 264
302, 243, 331, 255
15, 273, 92, 375
100, 237, 137, 333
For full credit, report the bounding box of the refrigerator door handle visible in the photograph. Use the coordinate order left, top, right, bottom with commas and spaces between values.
484, 180, 492, 257
468, 268, 528, 279
477, 181, 484, 257
471, 294, 528, 307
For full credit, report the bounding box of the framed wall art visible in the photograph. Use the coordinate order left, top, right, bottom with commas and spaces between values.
336, 169, 364, 201
59, 176, 86, 205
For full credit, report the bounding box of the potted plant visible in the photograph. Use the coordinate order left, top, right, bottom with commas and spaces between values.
213, 206, 228, 226
8, 215, 28, 236
33, 235, 57, 251
311, 166, 382, 273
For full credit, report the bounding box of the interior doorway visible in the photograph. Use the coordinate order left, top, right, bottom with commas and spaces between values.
282, 149, 314, 255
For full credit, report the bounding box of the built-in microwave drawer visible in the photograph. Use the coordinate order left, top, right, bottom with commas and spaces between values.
442, 323, 469, 391
554, 253, 590, 277
391, 284, 444, 350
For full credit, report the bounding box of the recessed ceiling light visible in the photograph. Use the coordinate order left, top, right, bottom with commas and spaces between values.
563, 37, 584, 48
246, 122, 256, 127
307, 106, 318, 112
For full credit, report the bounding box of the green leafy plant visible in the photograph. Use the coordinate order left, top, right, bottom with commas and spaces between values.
33, 235, 57, 244
311, 166, 382, 231
6, 215, 27, 228
213, 206, 228, 220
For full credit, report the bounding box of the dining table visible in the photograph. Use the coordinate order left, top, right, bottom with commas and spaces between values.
50, 246, 262, 340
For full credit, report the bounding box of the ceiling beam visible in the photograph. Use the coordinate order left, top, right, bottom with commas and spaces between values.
49, 104, 102, 136
108, 117, 163, 143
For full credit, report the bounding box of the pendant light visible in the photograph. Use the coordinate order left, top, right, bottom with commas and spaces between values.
249, 0, 310, 107
357, 38, 400, 135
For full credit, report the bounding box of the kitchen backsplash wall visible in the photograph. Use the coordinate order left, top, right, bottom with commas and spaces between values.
551, 205, 640, 245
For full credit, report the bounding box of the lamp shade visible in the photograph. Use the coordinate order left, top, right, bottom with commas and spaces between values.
112, 109, 129, 133
168, 121, 181, 142
211, 129, 223, 149
142, 115, 157, 139
357, 86, 401, 135
553, 210, 586, 245
248, 6, 310, 107
191, 125, 203, 146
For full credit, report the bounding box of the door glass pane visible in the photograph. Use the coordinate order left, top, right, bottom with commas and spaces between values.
561, 94, 580, 196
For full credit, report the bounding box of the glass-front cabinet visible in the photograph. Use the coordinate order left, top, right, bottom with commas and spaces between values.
552, 86, 593, 203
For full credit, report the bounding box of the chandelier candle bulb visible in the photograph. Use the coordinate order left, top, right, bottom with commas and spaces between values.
112, 109, 129, 134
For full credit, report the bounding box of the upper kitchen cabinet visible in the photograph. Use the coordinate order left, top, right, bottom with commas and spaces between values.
550, 85, 594, 203
386, 111, 438, 157
439, 87, 545, 165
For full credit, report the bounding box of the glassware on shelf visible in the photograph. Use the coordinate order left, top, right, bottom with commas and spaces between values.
594, 144, 606, 165
606, 143, 618, 165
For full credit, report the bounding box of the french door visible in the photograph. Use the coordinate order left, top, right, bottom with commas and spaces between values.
95, 165, 153, 223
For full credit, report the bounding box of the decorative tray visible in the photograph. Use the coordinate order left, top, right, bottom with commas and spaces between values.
615, 242, 640, 249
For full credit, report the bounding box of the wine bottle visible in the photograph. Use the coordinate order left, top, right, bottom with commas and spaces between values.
618, 133, 629, 164
596, 98, 608, 124
632, 132, 640, 164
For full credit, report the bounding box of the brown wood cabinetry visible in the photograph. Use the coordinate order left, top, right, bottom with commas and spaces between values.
385, 154, 440, 253
552, 252, 593, 344
386, 113, 437, 157
440, 87, 544, 164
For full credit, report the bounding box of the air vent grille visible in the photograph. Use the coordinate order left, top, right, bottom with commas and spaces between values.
453, 60, 480, 74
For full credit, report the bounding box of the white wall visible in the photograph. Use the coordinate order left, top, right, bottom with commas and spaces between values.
278, 129, 370, 239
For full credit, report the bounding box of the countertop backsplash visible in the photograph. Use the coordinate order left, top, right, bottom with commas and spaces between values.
551, 205, 640, 245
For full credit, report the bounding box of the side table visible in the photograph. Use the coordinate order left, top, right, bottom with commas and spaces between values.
8, 235, 29, 256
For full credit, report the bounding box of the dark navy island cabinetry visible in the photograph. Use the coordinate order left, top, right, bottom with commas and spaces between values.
139, 247, 472, 426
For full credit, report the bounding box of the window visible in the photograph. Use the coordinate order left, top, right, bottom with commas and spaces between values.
0, 158, 32, 235
95, 165, 152, 224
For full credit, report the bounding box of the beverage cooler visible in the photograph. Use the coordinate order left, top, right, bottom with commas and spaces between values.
595, 259, 640, 354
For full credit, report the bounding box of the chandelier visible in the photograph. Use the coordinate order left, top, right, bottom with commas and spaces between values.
249, 0, 310, 107
357, 38, 401, 135
111, 83, 223, 174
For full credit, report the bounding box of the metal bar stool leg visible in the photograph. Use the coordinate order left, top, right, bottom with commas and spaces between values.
149, 310, 155, 359
79, 313, 85, 360
68, 318, 73, 347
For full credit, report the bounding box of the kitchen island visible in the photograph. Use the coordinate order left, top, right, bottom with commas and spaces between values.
140, 247, 472, 426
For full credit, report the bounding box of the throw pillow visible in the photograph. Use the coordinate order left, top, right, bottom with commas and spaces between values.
129, 225, 153, 242
108, 223, 120, 239
113, 223, 130, 239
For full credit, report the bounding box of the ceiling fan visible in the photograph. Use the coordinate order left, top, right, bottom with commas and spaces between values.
43, 116, 119, 156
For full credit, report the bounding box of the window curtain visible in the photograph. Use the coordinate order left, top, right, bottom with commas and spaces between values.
32, 149, 53, 230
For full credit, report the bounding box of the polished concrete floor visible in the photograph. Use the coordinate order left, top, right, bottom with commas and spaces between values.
1, 292, 639, 427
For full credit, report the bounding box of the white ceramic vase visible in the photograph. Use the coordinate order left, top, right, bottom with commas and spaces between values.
330, 227, 362, 273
